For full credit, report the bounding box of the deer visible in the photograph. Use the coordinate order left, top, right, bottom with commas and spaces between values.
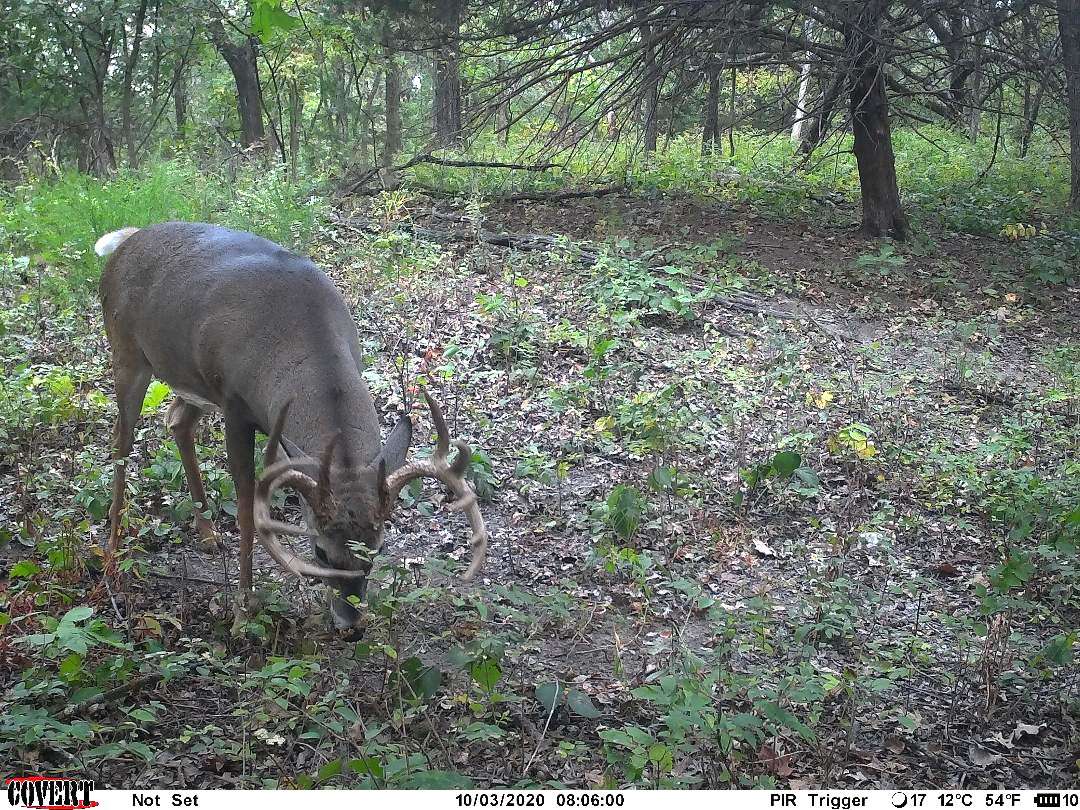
95, 221, 488, 635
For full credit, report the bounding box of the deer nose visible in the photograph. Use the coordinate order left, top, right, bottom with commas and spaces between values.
329, 578, 367, 636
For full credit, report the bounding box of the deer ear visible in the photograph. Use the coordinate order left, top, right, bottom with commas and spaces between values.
377, 413, 412, 474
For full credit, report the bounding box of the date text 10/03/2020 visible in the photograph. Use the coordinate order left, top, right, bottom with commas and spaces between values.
455, 795, 625, 807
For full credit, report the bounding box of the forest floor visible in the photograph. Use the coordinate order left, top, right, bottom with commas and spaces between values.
2, 189, 1078, 789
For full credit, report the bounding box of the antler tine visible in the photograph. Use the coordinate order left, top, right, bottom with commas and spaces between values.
253, 465, 367, 582
450, 439, 471, 478
317, 432, 340, 505
383, 392, 488, 581
422, 390, 450, 461
265, 399, 292, 468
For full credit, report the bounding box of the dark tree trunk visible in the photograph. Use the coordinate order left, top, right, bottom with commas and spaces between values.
384, 33, 402, 166
801, 71, 843, 154
1059, 0, 1080, 207
702, 62, 721, 154
433, 0, 463, 147
1019, 76, 1045, 159
121, 0, 149, 167
847, 0, 909, 239
173, 61, 188, 139
210, 24, 265, 147
288, 77, 303, 180
640, 22, 659, 153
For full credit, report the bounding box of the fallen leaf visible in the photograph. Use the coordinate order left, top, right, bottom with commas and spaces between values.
1010, 722, 1045, 745
884, 734, 906, 754
752, 539, 777, 558
968, 744, 1001, 767
931, 562, 961, 578
757, 743, 794, 777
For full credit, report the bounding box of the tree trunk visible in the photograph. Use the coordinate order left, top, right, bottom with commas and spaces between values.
210, 24, 265, 148
121, 0, 149, 167
173, 61, 188, 140
433, 0, 463, 147
1059, 0, 1080, 207
288, 78, 303, 180
1019, 76, 1045, 159
847, 0, 909, 239
967, 35, 985, 143
801, 70, 843, 153
384, 33, 402, 167
702, 62, 721, 154
640, 22, 659, 153
791, 20, 814, 144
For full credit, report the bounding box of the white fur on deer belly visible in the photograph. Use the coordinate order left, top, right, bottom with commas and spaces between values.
174, 390, 219, 411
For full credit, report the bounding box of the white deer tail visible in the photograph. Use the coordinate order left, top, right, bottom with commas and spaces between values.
94, 227, 141, 257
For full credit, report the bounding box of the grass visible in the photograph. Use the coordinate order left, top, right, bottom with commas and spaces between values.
407, 126, 1072, 238
0, 159, 325, 301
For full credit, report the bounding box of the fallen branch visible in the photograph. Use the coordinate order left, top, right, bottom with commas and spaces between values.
339, 152, 564, 197
60, 672, 165, 718
503, 184, 624, 202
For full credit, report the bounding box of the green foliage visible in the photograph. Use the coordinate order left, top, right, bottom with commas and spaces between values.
1, 159, 324, 302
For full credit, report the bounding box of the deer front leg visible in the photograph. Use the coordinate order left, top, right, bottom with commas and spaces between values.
106, 359, 151, 577
166, 398, 220, 548
224, 410, 257, 634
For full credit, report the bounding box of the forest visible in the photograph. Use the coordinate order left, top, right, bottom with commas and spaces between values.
1, 0, 1078, 791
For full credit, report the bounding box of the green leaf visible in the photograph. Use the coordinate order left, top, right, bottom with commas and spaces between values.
140, 380, 172, 416
60, 606, 93, 624
566, 688, 602, 719
469, 657, 502, 692
758, 700, 815, 742
251, 0, 299, 42
403, 770, 474, 789
59, 653, 83, 679
10, 560, 40, 578
317, 758, 343, 782
535, 681, 563, 713
770, 451, 801, 478
348, 757, 384, 780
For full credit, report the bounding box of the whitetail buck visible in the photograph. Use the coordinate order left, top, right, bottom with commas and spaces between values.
96, 222, 487, 633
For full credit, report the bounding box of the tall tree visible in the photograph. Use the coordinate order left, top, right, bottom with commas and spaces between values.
433, 0, 463, 146
209, 19, 266, 147
846, 0, 910, 238
1059, 0, 1080, 206
120, 0, 149, 166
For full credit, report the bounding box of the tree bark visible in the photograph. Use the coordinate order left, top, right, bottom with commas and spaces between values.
433, 0, 463, 147
288, 77, 303, 180
210, 22, 265, 148
640, 22, 659, 153
384, 32, 402, 167
1059, 0, 1080, 207
121, 0, 149, 167
801, 70, 843, 153
791, 20, 814, 144
702, 62, 721, 154
1019, 76, 1045, 159
173, 61, 188, 140
847, 0, 910, 239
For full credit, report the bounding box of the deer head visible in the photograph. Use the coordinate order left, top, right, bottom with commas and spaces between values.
253, 391, 488, 630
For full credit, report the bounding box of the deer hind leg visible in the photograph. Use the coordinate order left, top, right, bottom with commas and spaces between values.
106, 355, 152, 574
223, 408, 257, 633
166, 398, 220, 547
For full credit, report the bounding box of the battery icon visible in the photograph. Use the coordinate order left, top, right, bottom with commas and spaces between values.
1034, 796, 1060, 808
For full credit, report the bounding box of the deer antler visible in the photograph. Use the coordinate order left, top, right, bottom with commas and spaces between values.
252, 402, 367, 581
384, 391, 489, 581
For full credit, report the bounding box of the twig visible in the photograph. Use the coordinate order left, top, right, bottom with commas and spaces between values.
60, 672, 164, 718
523, 677, 560, 777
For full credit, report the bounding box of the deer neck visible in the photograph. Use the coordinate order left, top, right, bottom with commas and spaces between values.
276, 356, 381, 468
